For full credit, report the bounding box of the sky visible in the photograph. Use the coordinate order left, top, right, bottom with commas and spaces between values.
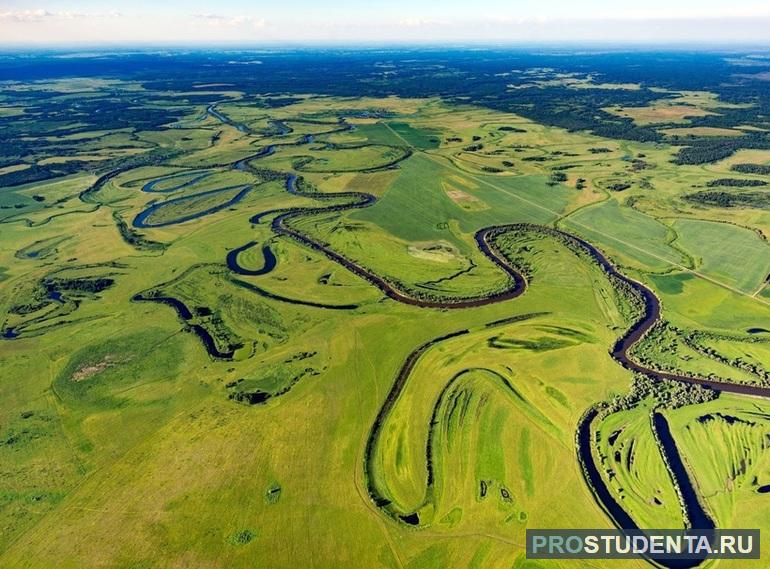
1, 0, 770, 45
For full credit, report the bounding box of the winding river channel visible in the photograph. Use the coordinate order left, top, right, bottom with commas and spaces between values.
217, 139, 763, 567
131, 104, 770, 567
226, 162, 770, 399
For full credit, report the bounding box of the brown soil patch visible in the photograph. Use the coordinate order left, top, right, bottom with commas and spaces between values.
446, 189, 479, 203
71, 355, 130, 382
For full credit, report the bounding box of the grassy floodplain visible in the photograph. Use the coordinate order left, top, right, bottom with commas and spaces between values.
3, 73, 770, 569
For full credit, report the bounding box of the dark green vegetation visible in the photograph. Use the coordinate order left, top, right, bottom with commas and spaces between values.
4, 49, 770, 568
706, 178, 768, 187
732, 163, 770, 175
685, 190, 770, 209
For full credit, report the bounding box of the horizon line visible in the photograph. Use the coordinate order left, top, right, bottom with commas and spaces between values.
2, 40, 770, 51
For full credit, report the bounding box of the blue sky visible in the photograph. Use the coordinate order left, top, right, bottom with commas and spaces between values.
1, 0, 770, 44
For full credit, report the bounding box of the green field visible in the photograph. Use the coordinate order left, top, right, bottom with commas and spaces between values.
563, 199, 689, 272
3, 78, 770, 569
672, 218, 770, 293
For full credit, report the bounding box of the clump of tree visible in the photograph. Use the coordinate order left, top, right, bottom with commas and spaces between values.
673, 137, 770, 165
732, 163, 770, 175
685, 190, 770, 208
706, 178, 767, 187
228, 367, 320, 406
0, 161, 94, 188
599, 372, 718, 420
295, 175, 318, 194
675, 143, 738, 165
684, 330, 770, 386
548, 171, 568, 186
229, 389, 271, 405
44, 277, 114, 295
112, 212, 166, 252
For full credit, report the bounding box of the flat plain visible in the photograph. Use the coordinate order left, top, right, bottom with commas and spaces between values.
3, 61, 770, 569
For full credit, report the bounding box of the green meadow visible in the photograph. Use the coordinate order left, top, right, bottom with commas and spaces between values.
2, 80, 770, 569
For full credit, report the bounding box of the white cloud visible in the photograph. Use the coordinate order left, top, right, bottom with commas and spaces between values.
486, 8, 770, 22
0, 9, 121, 23
481, 15, 551, 25
399, 18, 452, 28
1, 5, 769, 44
0, 9, 51, 22
192, 13, 266, 29
616, 6, 770, 20
398, 15, 556, 29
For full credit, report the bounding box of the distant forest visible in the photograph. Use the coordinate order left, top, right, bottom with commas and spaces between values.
2, 48, 770, 172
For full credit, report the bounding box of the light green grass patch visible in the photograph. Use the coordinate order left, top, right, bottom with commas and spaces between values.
673, 218, 770, 293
